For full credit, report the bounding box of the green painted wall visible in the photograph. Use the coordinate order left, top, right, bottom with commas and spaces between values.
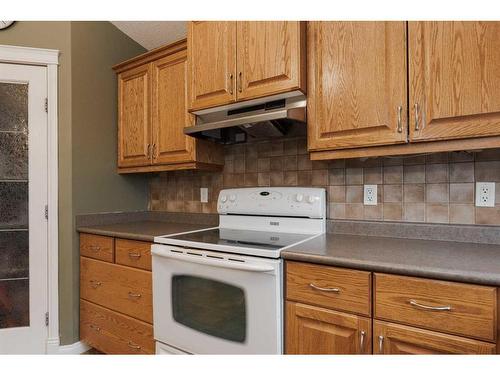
0, 21, 148, 345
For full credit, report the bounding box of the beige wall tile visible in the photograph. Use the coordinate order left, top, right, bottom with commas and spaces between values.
297, 154, 312, 170
328, 185, 345, 203
426, 183, 449, 203
403, 203, 425, 222
312, 169, 328, 186
345, 203, 364, 219
383, 165, 403, 184
426, 203, 449, 223
257, 158, 270, 172
383, 184, 402, 203
244, 173, 258, 186
258, 172, 270, 187
450, 151, 474, 162
426, 153, 449, 164
364, 205, 383, 220
449, 162, 474, 182
383, 203, 402, 221
449, 183, 474, 203
346, 168, 363, 185
245, 156, 258, 173
474, 148, 500, 161
297, 170, 312, 186
475, 161, 500, 182
476, 206, 500, 224
283, 139, 297, 155
403, 184, 425, 203
312, 160, 329, 170
403, 164, 425, 183
283, 171, 298, 186
364, 167, 383, 184
283, 155, 298, 171
425, 163, 449, 183
270, 156, 283, 171
450, 204, 475, 224
346, 185, 363, 203
329, 203, 345, 219
329, 168, 345, 185
270, 171, 283, 186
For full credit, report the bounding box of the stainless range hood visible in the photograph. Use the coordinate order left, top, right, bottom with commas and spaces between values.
184, 90, 306, 144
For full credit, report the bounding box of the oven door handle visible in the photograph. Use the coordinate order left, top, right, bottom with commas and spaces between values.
152, 247, 276, 273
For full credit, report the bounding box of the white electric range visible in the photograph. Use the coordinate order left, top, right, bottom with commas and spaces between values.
152, 187, 326, 354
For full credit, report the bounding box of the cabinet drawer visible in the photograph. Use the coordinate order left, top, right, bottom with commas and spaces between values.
80, 233, 114, 262
115, 239, 152, 271
374, 320, 495, 354
286, 261, 372, 316
80, 299, 154, 354
80, 257, 153, 323
374, 273, 497, 342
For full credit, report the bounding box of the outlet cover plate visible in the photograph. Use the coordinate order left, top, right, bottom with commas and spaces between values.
364, 185, 378, 205
475, 182, 495, 207
200, 187, 208, 203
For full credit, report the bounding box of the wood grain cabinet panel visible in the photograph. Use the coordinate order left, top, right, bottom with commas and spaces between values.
236, 21, 306, 101
115, 239, 152, 271
286, 261, 371, 316
152, 49, 196, 165
374, 273, 497, 341
374, 320, 495, 354
80, 257, 153, 324
80, 299, 154, 354
80, 234, 114, 263
188, 21, 237, 110
117, 63, 152, 168
286, 302, 372, 354
307, 21, 408, 151
409, 21, 500, 142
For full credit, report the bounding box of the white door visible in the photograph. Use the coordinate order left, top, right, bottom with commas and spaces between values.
0, 63, 48, 353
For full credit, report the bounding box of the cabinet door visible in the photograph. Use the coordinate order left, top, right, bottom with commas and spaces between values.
308, 22, 407, 151
409, 22, 500, 142
236, 21, 306, 101
152, 50, 195, 165
117, 64, 152, 168
374, 320, 495, 355
286, 302, 371, 354
187, 21, 236, 110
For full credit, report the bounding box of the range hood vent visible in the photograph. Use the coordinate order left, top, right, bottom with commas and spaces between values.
184, 91, 306, 144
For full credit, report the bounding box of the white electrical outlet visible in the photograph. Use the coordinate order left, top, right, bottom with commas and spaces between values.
364, 185, 378, 205
475, 182, 495, 207
200, 188, 209, 203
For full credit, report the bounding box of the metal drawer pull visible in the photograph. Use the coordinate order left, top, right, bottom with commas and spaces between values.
229, 73, 234, 94
409, 299, 451, 311
397, 105, 403, 133
128, 252, 142, 258
89, 324, 101, 332
414, 103, 420, 131
378, 335, 384, 353
309, 283, 340, 293
127, 342, 141, 350
360, 330, 366, 352
238, 71, 242, 92
90, 280, 102, 288
90, 245, 101, 252
128, 292, 142, 299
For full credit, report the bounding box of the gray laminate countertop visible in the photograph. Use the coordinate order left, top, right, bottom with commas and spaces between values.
77, 221, 214, 242
282, 233, 500, 286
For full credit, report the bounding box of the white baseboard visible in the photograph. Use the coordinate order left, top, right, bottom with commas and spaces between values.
46, 338, 90, 354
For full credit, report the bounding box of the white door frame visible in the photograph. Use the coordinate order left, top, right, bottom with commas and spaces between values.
0, 44, 59, 353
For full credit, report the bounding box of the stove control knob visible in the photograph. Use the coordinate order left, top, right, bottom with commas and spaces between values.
229, 194, 237, 202
295, 193, 304, 202
220, 195, 227, 203
307, 195, 316, 204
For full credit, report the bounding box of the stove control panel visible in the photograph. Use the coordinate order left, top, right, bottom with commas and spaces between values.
218, 187, 326, 219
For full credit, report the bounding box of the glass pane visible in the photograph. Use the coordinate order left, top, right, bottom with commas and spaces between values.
0, 82, 29, 329
172, 275, 246, 343
0, 279, 29, 329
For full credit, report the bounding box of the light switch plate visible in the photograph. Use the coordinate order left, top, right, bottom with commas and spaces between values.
475, 182, 495, 207
364, 185, 378, 205
200, 188, 208, 203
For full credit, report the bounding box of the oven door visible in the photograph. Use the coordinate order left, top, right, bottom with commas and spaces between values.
152, 244, 282, 354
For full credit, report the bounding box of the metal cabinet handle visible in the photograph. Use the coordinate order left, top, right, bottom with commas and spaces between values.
238, 71, 242, 93
409, 299, 451, 311
128, 252, 142, 259
90, 245, 101, 252
229, 73, 234, 94
378, 335, 384, 353
90, 280, 102, 289
360, 330, 366, 353
309, 283, 340, 293
89, 324, 101, 332
414, 103, 420, 131
127, 342, 141, 350
128, 292, 142, 299
397, 105, 403, 133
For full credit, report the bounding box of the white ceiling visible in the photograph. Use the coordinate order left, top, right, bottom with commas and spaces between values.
111, 21, 187, 50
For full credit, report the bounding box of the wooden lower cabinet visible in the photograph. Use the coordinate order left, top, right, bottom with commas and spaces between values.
286, 301, 372, 354
374, 320, 496, 355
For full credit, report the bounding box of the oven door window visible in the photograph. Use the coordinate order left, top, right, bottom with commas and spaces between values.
171, 275, 246, 343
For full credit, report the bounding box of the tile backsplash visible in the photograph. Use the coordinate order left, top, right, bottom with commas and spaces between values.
149, 137, 500, 225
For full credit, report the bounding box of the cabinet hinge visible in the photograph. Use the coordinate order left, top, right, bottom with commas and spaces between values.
45, 312, 49, 326
44, 98, 48, 113
44, 204, 48, 220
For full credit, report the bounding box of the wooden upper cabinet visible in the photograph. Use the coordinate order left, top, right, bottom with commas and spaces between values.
374, 320, 495, 355
236, 21, 306, 101
286, 302, 372, 354
308, 21, 408, 152
188, 21, 236, 110
117, 64, 152, 168
152, 50, 195, 165
409, 22, 500, 142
